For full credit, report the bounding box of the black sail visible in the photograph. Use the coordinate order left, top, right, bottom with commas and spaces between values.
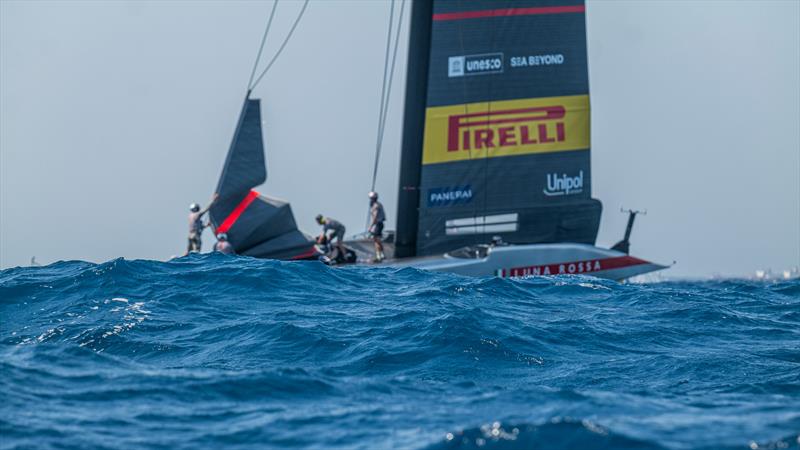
399, 0, 602, 256
215, 98, 267, 198
209, 97, 314, 259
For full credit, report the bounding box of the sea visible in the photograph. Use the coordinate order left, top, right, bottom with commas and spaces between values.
1, 254, 798, 450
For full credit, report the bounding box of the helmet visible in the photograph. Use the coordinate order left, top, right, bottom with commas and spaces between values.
190, 203, 200, 212
315, 214, 324, 224
368, 191, 378, 200
217, 233, 227, 241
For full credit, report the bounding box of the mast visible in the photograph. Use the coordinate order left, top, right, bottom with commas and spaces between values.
395, 0, 434, 258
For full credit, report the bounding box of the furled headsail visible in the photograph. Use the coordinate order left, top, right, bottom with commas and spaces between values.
396, 0, 602, 257
209, 96, 315, 259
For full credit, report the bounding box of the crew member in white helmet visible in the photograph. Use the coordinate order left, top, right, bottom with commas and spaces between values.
368, 191, 386, 262
214, 233, 235, 255
186, 193, 218, 254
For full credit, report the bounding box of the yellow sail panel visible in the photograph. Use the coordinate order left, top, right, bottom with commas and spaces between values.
422, 94, 590, 165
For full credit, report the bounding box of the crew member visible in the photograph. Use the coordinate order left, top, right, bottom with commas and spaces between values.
368, 191, 386, 262
215, 233, 235, 255
316, 214, 346, 259
186, 194, 218, 254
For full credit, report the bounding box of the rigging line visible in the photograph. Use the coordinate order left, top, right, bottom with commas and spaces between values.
370, 0, 395, 192
365, 0, 396, 230
250, 0, 310, 92
247, 0, 280, 92
376, 0, 395, 136
370, 0, 405, 194
375, 0, 406, 162
371, 3, 405, 195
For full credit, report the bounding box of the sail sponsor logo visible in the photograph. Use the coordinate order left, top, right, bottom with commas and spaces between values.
448, 53, 504, 77
446, 105, 566, 152
422, 95, 590, 164
544, 170, 584, 196
428, 186, 473, 207
510, 54, 565, 67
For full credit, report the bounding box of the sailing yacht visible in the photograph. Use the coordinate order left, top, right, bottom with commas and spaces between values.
206, 0, 668, 281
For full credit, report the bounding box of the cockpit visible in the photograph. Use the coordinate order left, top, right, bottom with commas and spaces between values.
446, 245, 491, 259
445, 236, 507, 259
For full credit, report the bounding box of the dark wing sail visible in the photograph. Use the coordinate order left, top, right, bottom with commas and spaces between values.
399, 0, 602, 256
215, 98, 267, 199
214, 192, 314, 259
209, 96, 315, 259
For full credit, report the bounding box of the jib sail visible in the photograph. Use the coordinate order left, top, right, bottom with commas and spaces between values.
209, 96, 314, 259
396, 0, 602, 257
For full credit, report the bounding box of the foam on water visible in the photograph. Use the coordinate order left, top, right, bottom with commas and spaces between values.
1, 254, 798, 449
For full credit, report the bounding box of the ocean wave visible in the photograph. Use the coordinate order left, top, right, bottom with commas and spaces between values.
424, 418, 666, 449
1, 254, 798, 449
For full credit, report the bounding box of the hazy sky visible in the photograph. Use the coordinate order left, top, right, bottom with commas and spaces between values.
1, 0, 798, 277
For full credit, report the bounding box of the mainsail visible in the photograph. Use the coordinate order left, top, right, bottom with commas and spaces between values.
396, 0, 602, 257
209, 96, 315, 259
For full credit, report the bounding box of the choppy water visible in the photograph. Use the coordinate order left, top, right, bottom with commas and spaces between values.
1, 254, 798, 449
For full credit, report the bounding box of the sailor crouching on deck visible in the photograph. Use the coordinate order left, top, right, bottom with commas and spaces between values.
316, 215, 346, 260
214, 233, 235, 255
368, 191, 386, 263
186, 194, 218, 255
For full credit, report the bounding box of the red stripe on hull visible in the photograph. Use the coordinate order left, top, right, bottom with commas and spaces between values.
433, 5, 585, 22
501, 255, 648, 278
290, 247, 318, 260
216, 190, 259, 234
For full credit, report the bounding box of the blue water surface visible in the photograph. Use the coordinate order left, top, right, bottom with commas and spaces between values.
1, 254, 798, 449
